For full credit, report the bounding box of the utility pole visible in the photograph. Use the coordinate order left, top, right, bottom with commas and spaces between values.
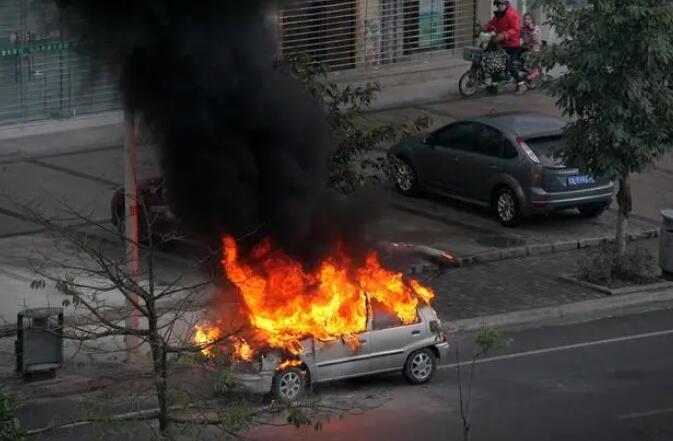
124, 110, 142, 365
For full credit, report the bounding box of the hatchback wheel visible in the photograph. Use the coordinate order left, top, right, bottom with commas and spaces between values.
403, 348, 436, 384
393, 158, 419, 196
494, 187, 522, 227
273, 367, 306, 403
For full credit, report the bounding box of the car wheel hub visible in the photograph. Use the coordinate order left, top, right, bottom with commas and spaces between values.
279, 372, 302, 400
497, 192, 516, 222
411, 353, 432, 380
395, 162, 414, 192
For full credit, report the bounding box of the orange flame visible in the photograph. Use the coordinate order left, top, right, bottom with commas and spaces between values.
233, 338, 254, 361
194, 324, 221, 357
195, 236, 435, 359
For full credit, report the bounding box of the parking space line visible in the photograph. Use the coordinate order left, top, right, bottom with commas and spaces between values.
27, 158, 119, 188
439, 328, 673, 369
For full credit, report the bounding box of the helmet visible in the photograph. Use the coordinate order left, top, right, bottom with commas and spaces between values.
493, 0, 508, 5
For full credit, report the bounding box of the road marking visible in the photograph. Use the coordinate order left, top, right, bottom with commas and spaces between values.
439, 328, 673, 369
618, 407, 673, 420
27, 158, 120, 187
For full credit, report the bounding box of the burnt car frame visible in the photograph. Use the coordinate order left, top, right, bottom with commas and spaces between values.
233, 303, 449, 402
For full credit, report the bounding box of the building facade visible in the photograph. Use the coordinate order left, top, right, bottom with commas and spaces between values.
2, 0, 552, 126
0, 0, 118, 125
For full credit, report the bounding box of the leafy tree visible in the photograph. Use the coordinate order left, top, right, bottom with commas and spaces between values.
278, 55, 432, 194
535, 0, 673, 254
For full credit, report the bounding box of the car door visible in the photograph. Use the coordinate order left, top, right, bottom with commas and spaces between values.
453, 123, 509, 202
311, 327, 373, 382
426, 122, 480, 195
367, 302, 425, 373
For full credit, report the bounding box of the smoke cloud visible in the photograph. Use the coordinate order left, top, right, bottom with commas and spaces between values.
56, 0, 379, 262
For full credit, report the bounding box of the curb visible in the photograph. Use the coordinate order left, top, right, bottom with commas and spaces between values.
404, 227, 660, 275
558, 274, 673, 296
446, 286, 673, 334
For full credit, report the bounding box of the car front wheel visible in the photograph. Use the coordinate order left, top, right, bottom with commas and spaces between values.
393, 158, 419, 196
494, 187, 522, 227
272, 367, 306, 403
403, 348, 436, 384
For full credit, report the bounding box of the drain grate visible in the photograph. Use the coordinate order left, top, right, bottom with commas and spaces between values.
476, 235, 527, 248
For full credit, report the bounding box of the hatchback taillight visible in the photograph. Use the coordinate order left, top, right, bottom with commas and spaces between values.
517, 137, 540, 164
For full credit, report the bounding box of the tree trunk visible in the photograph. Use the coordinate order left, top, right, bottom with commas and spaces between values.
463, 422, 471, 441
615, 174, 632, 256
148, 309, 169, 435
151, 338, 169, 434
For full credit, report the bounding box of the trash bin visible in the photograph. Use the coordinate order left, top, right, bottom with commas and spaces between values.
15, 307, 64, 381
659, 209, 673, 280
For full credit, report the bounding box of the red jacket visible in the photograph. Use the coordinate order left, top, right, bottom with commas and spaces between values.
485, 6, 521, 48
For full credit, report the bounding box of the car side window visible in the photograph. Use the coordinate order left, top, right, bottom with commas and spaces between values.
433, 123, 476, 150
474, 125, 505, 157
502, 140, 519, 159
371, 301, 417, 330
371, 301, 403, 330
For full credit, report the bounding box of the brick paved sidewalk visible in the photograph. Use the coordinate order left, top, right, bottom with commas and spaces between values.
427, 237, 661, 321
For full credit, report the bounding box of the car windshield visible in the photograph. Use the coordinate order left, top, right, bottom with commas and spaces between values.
525, 136, 566, 167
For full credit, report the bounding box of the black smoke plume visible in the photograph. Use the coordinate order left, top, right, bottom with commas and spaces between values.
56, 0, 380, 263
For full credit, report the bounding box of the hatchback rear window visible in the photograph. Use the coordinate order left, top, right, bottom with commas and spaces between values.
525, 136, 565, 166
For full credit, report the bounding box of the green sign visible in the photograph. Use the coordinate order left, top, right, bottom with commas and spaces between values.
419, 0, 444, 48
0, 41, 76, 58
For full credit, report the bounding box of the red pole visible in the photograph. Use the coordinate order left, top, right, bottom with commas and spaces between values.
124, 110, 142, 365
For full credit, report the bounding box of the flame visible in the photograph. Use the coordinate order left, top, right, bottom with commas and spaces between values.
194, 324, 221, 356
195, 236, 435, 360
276, 359, 303, 371
233, 338, 254, 361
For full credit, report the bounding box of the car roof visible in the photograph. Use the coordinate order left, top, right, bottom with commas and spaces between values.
472, 112, 566, 139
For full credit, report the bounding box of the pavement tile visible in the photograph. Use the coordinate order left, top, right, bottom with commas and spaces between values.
428, 237, 661, 322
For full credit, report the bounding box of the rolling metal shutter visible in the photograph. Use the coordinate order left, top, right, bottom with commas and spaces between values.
0, 0, 119, 125
278, 0, 476, 71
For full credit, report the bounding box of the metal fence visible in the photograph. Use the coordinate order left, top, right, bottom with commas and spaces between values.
277, 0, 476, 71
0, 0, 476, 126
0, 0, 119, 125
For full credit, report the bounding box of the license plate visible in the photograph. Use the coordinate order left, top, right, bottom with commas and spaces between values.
568, 175, 595, 186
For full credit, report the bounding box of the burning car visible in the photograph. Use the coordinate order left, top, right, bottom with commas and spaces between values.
231, 301, 449, 402
195, 236, 449, 402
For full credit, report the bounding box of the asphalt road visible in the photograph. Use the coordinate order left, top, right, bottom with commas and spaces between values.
14, 306, 673, 441
246, 309, 673, 441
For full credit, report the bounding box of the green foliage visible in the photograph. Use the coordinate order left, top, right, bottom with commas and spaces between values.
577, 242, 657, 286
286, 405, 312, 429
213, 363, 237, 395
219, 401, 254, 433
0, 388, 23, 441
278, 54, 432, 194
534, 0, 673, 178
474, 329, 510, 357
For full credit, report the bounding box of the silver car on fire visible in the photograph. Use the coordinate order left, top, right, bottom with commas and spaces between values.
233, 302, 449, 402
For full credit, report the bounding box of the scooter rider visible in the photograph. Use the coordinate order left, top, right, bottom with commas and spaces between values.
483, 0, 526, 93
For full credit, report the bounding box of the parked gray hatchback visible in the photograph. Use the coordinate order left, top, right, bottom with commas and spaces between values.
390, 112, 615, 226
